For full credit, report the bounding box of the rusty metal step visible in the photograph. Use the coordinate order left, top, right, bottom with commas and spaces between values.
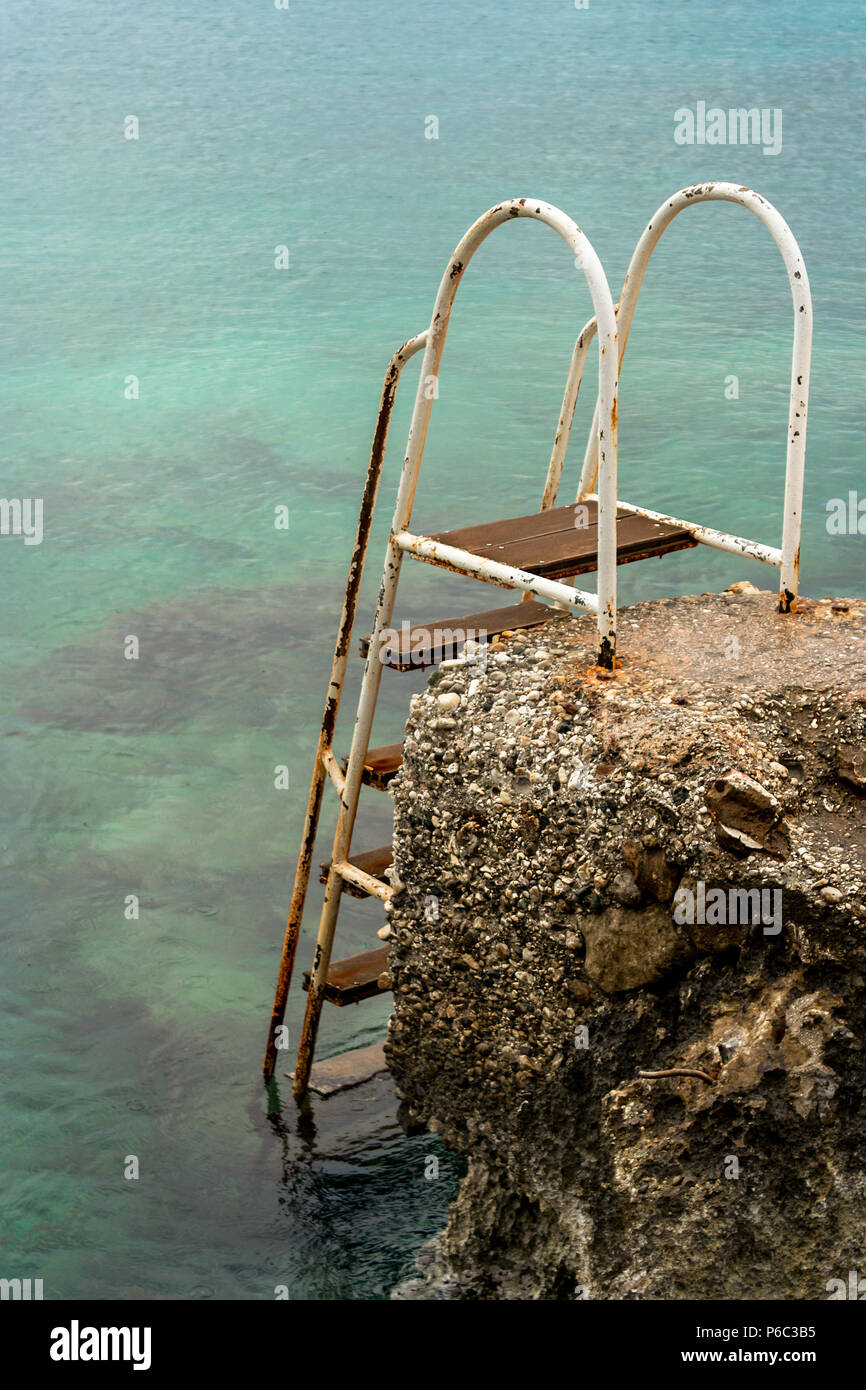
302, 945, 390, 1006
319, 844, 393, 898
427, 500, 697, 582
359, 599, 553, 671
342, 743, 402, 790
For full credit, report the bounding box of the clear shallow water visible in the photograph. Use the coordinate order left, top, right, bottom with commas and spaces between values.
1, 0, 863, 1298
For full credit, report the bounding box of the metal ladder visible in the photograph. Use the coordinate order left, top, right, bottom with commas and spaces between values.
262, 183, 812, 1097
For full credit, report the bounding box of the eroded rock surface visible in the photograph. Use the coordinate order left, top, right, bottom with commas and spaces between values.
384, 589, 866, 1300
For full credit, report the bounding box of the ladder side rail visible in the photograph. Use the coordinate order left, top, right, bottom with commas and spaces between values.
293, 199, 620, 1097
262, 330, 427, 1083
540, 312, 599, 510
577, 182, 813, 610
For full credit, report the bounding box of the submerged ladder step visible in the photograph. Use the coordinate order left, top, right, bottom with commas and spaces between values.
302, 945, 391, 1006
360, 599, 553, 670
342, 744, 403, 790
425, 500, 697, 582
320, 844, 393, 897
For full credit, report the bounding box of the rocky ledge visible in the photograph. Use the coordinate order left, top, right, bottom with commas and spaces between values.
383, 586, 866, 1300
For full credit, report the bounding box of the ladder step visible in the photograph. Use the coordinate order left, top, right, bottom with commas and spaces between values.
319, 844, 394, 897
302, 945, 391, 1006
426, 500, 697, 582
342, 744, 403, 790
359, 600, 553, 670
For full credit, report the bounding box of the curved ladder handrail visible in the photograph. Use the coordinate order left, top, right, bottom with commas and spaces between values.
390, 198, 620, 660
570, 182, 812, 610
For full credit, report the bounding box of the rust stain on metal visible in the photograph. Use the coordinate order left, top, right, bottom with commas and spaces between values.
596, 634, 615, 671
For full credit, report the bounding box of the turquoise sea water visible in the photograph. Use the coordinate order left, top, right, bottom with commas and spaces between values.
1, 0, 864, 1298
